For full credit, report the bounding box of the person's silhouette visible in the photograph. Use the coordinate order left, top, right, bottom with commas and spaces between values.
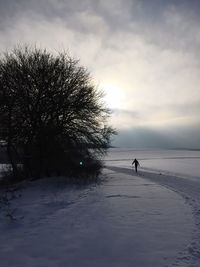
132, 158, 140, 173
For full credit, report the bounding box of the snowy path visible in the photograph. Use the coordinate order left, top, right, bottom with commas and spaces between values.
0, 170, 194, 267
107, 166, 200, 266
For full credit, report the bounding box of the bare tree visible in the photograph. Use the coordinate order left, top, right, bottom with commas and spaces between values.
0, 46, 115, 180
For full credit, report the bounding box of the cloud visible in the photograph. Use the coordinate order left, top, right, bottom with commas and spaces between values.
0, 0, 199, 148
113, 125, 200, 149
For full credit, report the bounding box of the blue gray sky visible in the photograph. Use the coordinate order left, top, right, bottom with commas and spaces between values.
0, 0, 200, 148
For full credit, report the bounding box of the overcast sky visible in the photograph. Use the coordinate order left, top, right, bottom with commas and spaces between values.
0, 0, 200, 148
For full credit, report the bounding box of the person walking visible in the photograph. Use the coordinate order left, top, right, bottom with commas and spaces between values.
132, 158, 140, 173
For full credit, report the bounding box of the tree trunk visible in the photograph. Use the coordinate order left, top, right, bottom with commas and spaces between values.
7, 142, 19, 179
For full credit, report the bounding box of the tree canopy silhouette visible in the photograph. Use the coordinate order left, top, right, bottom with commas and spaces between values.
0, 46, 115, 180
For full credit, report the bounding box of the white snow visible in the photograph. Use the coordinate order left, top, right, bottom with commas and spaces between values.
105, 148, 200, 266
105, 148, 200, 179
0, 148, 200, 266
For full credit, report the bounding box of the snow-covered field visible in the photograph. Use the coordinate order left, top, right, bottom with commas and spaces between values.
0, 148, 200, 266
104, 148, 200, 179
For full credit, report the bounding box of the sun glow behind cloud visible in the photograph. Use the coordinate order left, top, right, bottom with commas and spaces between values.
102, 84, 126, 109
